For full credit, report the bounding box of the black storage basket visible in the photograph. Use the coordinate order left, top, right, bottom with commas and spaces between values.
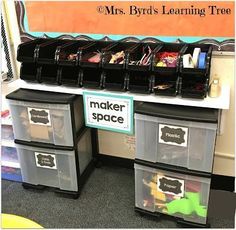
179, 44, 213, 99
20, 63, 38, 82
102, 42, 139, 91
78, 41, 113, 88
56, 40, 92, 66
58, 66, 80, 86
152, 43, 186, 96
37, 64, 60, 84
36, 39, 71, 65
17, 38, 50, 63
127, 43, 160, 94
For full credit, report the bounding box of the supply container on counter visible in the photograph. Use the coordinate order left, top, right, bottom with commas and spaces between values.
56, 40, 92, 66
179, 44, 213, 99
20, 63, 38, 82
58, 66, 80, 86
78, 41, 113, 88
37, 64, 60, 84
152, 43, 186, 96
127, 43, 161, 94
102, 42, 139, 91
36, 39, 70, 65
17, 38, 49, 63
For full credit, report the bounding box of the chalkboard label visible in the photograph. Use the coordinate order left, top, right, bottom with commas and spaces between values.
35, 152, 57, 170
159, 124, 188, 147
28, 107, 51, 126
157, 175, 184, 197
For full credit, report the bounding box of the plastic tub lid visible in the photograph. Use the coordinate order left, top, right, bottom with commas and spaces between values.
135, 102, 218, 123
6, 88, 78, 104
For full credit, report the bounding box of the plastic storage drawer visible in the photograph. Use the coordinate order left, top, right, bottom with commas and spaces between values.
6, 89, 84, 147
134, 162, 211, 225
15, 128, 93, 192
135, 103, 218, 173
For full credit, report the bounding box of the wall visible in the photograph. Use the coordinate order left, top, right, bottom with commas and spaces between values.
211, 53, 235, 176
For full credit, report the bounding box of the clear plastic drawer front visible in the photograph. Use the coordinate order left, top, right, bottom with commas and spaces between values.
9, 99, 82, 147
134, 163, 210, 225
16, 144, 78, 191
15, 128, 93, 192
135, 114, 217, 173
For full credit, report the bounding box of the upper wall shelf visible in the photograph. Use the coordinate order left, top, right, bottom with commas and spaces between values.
10, 79, 230, 110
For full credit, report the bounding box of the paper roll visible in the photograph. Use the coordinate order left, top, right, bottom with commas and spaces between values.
183, 54, 194, 68
192, 48, 201, 68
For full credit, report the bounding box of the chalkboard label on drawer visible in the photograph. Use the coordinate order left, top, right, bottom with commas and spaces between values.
159, 124, 188, 147
35, 152, 57, 170
157, 175, 184, 197
28, 108, 51, 126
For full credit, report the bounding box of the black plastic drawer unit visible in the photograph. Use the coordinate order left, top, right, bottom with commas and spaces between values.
6, 89, 84, 148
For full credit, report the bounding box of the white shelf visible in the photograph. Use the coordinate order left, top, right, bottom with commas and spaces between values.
1, 139, 15, 148
1, 89, 12, 125
1, 117, 12, 126
10, 79, 230, 110
1, 160, 20, 168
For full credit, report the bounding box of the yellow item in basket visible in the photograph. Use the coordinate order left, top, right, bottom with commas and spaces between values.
1, 214, 43, 228
143, 179, 166, 202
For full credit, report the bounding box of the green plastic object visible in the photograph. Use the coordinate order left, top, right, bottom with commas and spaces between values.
166, 192, 207, 217
166, 198, 194, 215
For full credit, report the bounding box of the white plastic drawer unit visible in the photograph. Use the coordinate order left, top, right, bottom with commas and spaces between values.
134, 162, 211, 225
6, 89, 84, 147
15, 128, 93, 192
135, 103, 218, 173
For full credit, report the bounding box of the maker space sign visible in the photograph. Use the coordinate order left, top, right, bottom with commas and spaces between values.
83, 92, 133, 134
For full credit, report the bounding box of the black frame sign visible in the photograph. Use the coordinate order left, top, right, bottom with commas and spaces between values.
157, 175, 185, 197
34, 152, 57, 170
159, 124, 188, 147
28, 107, 51, 126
